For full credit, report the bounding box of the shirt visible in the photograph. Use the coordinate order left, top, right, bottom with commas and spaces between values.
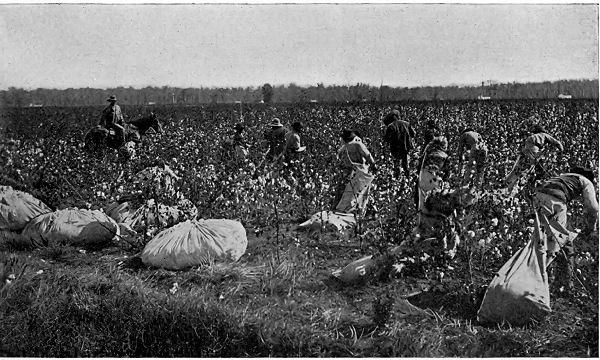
384, 119, 415, 152
284, 130, 302, 154
522, 132, 563, 155
539, 173, 599, 223
337, 137, 375, 170
265, 127, 288, 156
101, 104, 124, 127
422, 142, 448, 172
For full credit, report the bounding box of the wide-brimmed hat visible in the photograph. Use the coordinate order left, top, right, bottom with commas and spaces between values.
106, 95, 117, 102
270, 118, 283, 127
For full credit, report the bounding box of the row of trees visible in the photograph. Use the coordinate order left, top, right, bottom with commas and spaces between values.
1, 79, 597, 107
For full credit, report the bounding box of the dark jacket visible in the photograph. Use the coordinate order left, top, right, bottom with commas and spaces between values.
384, 119, 415, 153
265, 126, 288, 159
101, 104, 124, 128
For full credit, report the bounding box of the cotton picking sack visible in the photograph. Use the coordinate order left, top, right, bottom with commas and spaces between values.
477, 236, 551, 326
298, 211, 356, 233
332, 255, 377, 284
21, 208, 119, 248
0, 186, 52, 231
141, 219, 247, 270
335, 168, 374, 215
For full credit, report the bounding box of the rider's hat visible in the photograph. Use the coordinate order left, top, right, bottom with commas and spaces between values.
106, 95, 118, 102
270, 118, 283, 127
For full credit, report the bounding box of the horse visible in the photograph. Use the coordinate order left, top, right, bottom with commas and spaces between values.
84, 113, 163, 153
125, 112, 164, 142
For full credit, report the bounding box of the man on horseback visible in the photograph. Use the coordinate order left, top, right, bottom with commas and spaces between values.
100, 95, 125, 146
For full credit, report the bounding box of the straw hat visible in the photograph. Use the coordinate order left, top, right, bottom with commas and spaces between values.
270, 118, 283, 127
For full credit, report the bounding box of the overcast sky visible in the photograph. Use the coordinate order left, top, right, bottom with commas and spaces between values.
0, 3, 597, 90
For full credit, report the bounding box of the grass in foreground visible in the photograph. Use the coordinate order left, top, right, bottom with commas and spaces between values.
0, 236, 597, 357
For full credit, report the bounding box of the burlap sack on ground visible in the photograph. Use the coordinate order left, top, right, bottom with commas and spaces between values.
21, 208, 119, 248
141, 219, 247, 270
0, 186, 51, 231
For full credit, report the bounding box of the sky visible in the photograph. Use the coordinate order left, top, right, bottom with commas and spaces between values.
0, 3, 598, 90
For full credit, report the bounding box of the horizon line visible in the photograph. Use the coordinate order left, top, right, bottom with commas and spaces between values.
2, 77, 598, 92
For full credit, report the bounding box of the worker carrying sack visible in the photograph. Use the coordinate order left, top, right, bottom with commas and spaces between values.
141, 219, 247, 270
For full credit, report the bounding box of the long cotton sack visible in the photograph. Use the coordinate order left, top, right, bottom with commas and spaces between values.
141, 219, 247, 270
333, 255, 377, 284
335, 169, 374, 214
21, 208, 119, 248
0, 186, 51, 231
477, 238, 551, 326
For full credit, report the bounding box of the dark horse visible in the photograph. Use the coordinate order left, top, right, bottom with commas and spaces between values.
84, 113, 163, 152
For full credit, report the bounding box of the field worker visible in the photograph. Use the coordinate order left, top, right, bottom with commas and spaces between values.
332, 129, 377, 211
413, 118, 442, 207
417, 136, 449, 212
232, 123, 248, 160
283, 121, 306, 159
281, 121, 307, 185
132, 159, 181, 205
457, 128, 488, 189
505, 124, 564, 193
533, 166, 598, 291
408, 187, 465, 260
383, 109, 416, 179
381, 105, 400, 127
423, 118, 442, 148
264, 118, 288, 162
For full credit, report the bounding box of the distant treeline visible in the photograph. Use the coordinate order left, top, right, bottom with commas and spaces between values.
1, 79, 597, 107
